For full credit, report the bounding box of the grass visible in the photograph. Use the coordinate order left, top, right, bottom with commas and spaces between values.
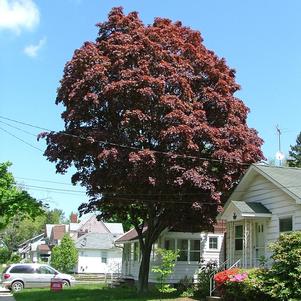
13, 284, 198, 301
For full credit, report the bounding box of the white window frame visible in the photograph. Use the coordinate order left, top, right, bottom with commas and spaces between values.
208, 236, 218, 250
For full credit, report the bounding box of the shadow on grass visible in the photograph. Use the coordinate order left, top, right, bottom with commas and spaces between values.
13, 284, 195, 301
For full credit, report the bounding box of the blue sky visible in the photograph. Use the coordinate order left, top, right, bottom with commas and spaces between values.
1, 0, 300, 215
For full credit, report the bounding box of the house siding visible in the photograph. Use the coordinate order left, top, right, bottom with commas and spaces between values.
230, 174, 301, 260
76, 248, 122, 274
120, 231, 224, 283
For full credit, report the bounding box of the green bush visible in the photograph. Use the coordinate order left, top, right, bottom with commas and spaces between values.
9, 253, 21, 263
0, 247, 11, 264
260, 231, 301, 300
222, 269, 272, 301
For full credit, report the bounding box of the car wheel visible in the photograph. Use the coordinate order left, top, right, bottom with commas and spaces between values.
11, 281, 24, 293
62, 280, 70, 287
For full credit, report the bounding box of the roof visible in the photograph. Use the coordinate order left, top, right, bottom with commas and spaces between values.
255, 165, 301, 200
18, 233, 44, 247
37, 244, 50, 253
232, 201, 271, 214
103, 223, 124, 234
75, 233, 117, 249
51, 225, 66, 240
228, 164, 301, 205
115, 227, 147, 243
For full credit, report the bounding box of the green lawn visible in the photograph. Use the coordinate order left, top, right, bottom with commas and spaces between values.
13, 284, 197, 301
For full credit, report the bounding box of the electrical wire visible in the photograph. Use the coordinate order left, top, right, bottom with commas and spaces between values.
0, 126, 43, 152
0, 115, 251, 166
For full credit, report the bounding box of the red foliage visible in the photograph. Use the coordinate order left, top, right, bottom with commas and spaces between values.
43, 7, 264, 290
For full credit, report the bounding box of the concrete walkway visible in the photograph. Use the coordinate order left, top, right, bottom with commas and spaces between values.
0, 287, 15, 301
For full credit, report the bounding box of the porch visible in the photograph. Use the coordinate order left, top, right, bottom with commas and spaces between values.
219, 201, 272, 268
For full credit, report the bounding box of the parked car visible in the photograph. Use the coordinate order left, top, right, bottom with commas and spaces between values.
1, 263, 76, 292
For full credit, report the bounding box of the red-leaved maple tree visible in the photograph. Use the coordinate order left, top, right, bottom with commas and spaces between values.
43, 7, 264, 292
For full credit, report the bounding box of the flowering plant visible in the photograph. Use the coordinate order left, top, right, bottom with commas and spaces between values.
214, 268, 241, 286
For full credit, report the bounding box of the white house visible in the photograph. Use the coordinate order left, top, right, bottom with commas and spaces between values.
72, 214, 124, 274
75, 232, 123, 274
219, 164, 301, 268
116, 224, 225, 283
18, 233, 48, 262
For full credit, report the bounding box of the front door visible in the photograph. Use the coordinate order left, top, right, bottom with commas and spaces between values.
255, 222, 265, 266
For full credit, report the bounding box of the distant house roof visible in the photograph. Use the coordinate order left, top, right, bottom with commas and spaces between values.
104, 223, 124, 234
37, 244, 50, 253
18, 233, 44, 248
75, 233, 117, 250
51, 225, 66, 241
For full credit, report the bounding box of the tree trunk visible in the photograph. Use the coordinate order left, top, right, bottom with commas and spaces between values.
137, 242, 152, 293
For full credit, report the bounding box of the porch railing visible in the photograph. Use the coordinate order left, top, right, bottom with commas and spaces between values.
209, 259, 241, 297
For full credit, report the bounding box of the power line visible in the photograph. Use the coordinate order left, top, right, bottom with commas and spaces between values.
0, 120, 38, 137
15, 176, 75, 186
0, 115, 251, 166
0, 127, 43, 152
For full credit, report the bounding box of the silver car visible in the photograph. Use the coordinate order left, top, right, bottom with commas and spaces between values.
1, 263, 76, 292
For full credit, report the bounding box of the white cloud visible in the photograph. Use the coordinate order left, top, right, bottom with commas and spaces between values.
0, 0, 40, 34
24, 37, 46, 57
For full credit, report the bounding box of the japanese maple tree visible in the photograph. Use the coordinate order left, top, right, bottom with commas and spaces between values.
43, 7, 263, 292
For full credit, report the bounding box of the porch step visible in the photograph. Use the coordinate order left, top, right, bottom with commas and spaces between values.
206, 296, 221, 301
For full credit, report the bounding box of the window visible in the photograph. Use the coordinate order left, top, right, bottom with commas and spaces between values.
279, 217, 292, 232
178, 239, 188, 261
209, 237, 218, 249
164, 239, 175, 251
10, 265, 35, 274
189, 240, 200, 261
235, 225, 243, 251
133, 242, 140, 261
37, 266, 55, 274
101, 251, 108, 264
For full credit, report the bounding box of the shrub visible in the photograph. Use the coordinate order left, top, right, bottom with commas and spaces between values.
8, 253, 21, 263
151, 248, 179, 294
177, 275, 194, 297
0, 248, 10, 264
260, 231, 301, 300
195, 260, 218, 299
222, 269, 273, 301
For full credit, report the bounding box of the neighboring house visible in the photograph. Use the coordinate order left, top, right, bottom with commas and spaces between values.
73, 215, 124, 274
18, 214, 124, 274
116, 223, 225, 283
18, 233, 46, 262
75, 233, 123, 274
219, 164, 301, 268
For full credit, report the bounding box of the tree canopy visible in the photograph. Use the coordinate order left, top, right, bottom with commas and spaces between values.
288, 132, 301, 167
43, 7, 263, 291
0, 162, 45, 230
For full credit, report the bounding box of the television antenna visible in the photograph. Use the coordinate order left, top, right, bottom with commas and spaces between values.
275, 125, 285, 165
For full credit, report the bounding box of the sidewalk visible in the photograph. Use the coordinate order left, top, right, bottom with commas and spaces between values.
0, 287, 15, 301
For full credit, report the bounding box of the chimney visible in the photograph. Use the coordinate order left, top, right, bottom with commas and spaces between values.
70, 213, 78, 223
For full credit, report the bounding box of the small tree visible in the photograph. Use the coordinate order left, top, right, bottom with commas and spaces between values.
152, 248, 179, 294
50, 234, 78, 273
288, 132, 301, 167
262, 232, 301, 300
